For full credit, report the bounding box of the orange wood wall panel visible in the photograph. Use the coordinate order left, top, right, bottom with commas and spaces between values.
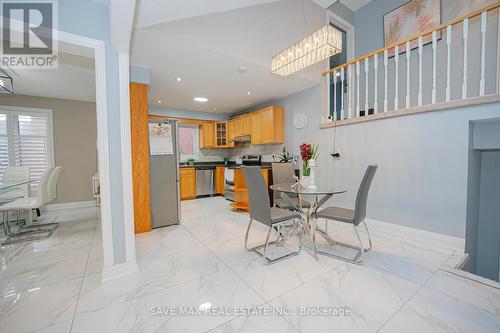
130, 83, 151, 234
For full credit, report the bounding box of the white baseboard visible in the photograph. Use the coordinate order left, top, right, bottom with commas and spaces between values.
42, 200, 97, 212
101, 260, 138, 283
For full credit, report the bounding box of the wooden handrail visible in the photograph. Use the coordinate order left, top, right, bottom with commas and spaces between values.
322, 2, 500, 76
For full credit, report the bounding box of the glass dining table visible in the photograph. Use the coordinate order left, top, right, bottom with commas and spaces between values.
270, 182, 347, 259
0, 180, 35, 224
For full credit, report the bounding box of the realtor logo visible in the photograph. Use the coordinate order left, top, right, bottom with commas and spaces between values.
1, 0, 58, 69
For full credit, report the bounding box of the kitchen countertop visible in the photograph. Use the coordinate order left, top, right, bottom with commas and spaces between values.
179, 162, 272, 169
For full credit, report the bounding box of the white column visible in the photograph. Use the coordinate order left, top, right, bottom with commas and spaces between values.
462, 18, 469, 99
418, 36, 423, 107
479, 11, 487, 96
374, 53, 379, 114
384, 49, 388, 112
406, 41, 411, 109
446, 25, 452, 102
364, 57, 369, 115
333, 70, 337, 120
347, 64, 353, 119
395, 45, 399, 111
340, 67, 345, 120
432, 31, 437, 104
356, 61, 360, 117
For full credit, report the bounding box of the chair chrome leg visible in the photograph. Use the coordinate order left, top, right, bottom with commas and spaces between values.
247, 219, 302, 264
314, 220, 371, 265
362, 220, 372, 251
1, 210, 54, 246
244, 218, 253, 250
353, 225, 365, 263
262, 225, 273, 263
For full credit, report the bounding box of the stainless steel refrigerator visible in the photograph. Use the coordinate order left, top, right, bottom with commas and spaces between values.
148, 119, 180, 228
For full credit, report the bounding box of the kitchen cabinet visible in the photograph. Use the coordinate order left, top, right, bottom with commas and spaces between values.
250, 106, 284, 144
241, 114, 251, 135
200, 122, 215, 148
215, 122, 227, 147
215, 166, 225, 195
227, 119, 235, 147
180, 167, 196, 200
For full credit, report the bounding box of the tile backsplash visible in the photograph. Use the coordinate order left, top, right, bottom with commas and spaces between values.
195, 144, 286, 163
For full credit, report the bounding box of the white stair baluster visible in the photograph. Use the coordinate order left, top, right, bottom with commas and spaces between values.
462, 18, 469, 99
446, 25, 452, 102
406, 41, 411, 109
333, 70, 337, 120
395, 45, 399, 111
374, 53, 379, 114
347, 64, 353, 118
384, 49, 388, 112
365, 57, 369, 115
480, 12, 487, 96
341, 67, 345, 120
418, 36, 423, 107
432, 31, 437, 104
356, 61, 360, 117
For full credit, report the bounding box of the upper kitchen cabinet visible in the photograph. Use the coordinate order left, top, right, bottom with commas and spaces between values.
233, 114, 251, 138
227, 119, 235, 147
250, 106, 284, 144
200, 121, 215, 148
215, 122, 227, 147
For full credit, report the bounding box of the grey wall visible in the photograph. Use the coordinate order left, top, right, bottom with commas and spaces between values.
0, 95, 97, 204
466, 119, 500, 280
253, 82, 500, 238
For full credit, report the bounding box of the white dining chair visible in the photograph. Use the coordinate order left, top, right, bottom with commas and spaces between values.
0, 167, 56, 245
47, 166, 63, 203
0, 166, 30, 203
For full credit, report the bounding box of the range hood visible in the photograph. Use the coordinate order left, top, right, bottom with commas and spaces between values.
231, 135, 251, 143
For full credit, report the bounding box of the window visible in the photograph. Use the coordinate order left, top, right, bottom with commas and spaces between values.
0, 106, 54, 192
178, 124, 199, 161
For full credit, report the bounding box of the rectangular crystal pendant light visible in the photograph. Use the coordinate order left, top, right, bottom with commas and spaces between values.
271, 25, 342, 77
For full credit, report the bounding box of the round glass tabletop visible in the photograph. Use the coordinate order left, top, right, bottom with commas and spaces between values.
270, 183, 347, 196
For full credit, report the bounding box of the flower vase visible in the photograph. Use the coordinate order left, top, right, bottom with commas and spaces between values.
301, 176, 310, 188
307, 159, 317, 190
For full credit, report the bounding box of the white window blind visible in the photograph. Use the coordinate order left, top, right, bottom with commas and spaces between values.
0, 107, 54, 192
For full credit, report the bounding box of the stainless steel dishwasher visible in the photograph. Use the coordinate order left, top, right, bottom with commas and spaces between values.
195, 166, 216, 196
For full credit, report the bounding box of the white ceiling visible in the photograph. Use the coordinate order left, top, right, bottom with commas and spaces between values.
131, 0, 329, 113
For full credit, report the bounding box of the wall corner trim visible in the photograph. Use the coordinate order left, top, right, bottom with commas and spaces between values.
101, 260, 139, 282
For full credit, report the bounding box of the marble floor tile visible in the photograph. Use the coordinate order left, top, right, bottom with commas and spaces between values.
232, 250, 342, 302
208, 314, 299, 333
269, 263, 421, 333
365, 236, 455, 284
0, 252, 88, 293
77, 246, 228, 313
425, 270, 500, 315
72, 269, 265, 333
0, 278, 81, 333
31, 320, 72, 333
379, 286, 500, 333
135, 224, 205, 260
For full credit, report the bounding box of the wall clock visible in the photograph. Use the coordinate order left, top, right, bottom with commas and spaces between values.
293, 113, 308, 129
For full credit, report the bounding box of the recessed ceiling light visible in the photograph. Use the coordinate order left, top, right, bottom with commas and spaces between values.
158, 99, 162, 104
193, 97, 208, 102
246, 91, 251, 95
238, 66, 247, 74
213, 107, 217, 111
176, 77, 182, 82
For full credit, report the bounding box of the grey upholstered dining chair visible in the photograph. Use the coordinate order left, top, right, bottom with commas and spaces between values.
242, 166, 302, 264
271, 162, 310, 209
313, 165, 377, 264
